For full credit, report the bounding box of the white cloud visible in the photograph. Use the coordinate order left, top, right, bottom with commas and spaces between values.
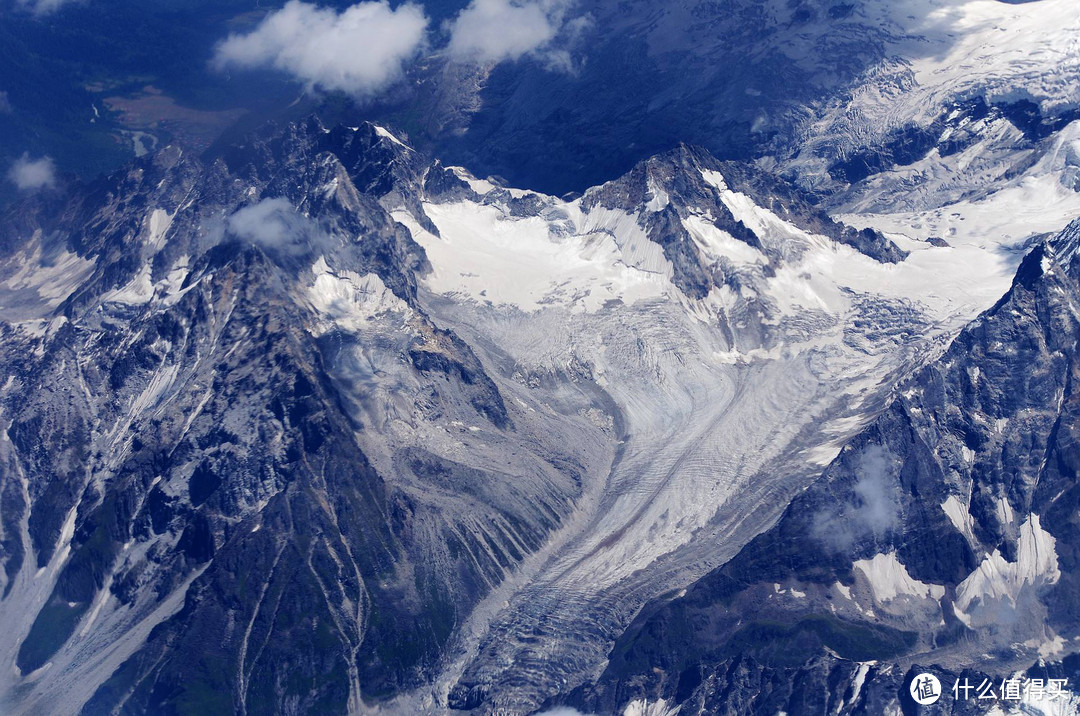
7, 154, 57, 191
812, 444, 902, 551
16, 0, 79, 14
446, 0, 574, 64
214, 1, 429, 97
227, 198, 334, 257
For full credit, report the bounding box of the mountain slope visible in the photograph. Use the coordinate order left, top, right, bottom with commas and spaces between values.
0, 117, 1061, 715
393, 0, 1079, 205
564, 219, 1080, 715
0, 120, 610, 715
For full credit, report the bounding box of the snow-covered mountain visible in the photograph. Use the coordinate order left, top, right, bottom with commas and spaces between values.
0, 0, 1078, 713
562, 218, 1080, 716
0, 112, 1072, 715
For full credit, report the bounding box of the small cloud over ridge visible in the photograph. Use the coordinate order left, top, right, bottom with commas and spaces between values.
16, 0, 80, 14
812, 444, 903, 551
227, 198, 335, 258
446, 0, 580, 65
7, 154, 57, 191
214, 0, 429, 98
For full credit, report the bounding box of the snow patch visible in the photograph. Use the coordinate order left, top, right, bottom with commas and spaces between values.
130, 364, 180, 417
401, 203, 671, 312
157, 256, 192, 306
305, 257, 410, 333
100, 264, 154, 305
838, 662, 874, 714
0, 243, 95, 313
645, 176, 670, 212
1026, 633, 1067, 659
942, 494, 976, 542
888, 0, 1080, 116
773, 583, 807, 598
682, 215, 765, 265
622, 698, 681, 716
854, 552, 946, 603
373, 124, 410, 150
145, 209, 174, 251
996, 496, 1016, 526
954, 515, 1061, 628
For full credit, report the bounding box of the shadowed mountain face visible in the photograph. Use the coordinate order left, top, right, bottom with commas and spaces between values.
560, 220, 1080, 715
385, 0, 896, 194
384, 0, 1079, 201
0, 120, 610, 714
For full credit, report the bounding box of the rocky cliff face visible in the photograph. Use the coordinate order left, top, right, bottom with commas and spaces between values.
0, 119, 615, 715
563, 219, 1080, 715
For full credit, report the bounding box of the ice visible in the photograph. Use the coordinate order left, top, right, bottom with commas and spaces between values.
841, 154, 1080, 252
145, 208, 174, 251
129, 363, 180, 417
99, 263, 154, 305
157, 255, 191, 306
400, 203, 671, 313
372, 124, 411, 150
622, 698, 681, 716
1002, 674, 1080, 716
399, 151, 1052, 706
942, 495, 976, 542
838, 662, 874, 714
884, 0, 1080, 117
854, 552, 946, 603
996, 496, 1016, 527
0, 240, 96, 319
414, 165, 1020, 334
645, 176, 670, 212
572, 205, 670, 275
304, 256, 411, 334
449, 166, 498, 195
682, 215, 765, 265
954, 515, 1060, 628
800, 0, 1080, 176
709, 169, 1021, 327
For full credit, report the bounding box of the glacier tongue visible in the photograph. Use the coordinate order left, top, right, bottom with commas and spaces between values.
376, 158, 1035, 710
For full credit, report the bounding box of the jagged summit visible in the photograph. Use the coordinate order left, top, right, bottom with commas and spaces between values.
579, 144, 905, 301
1050, 216, 1080, 269
585, 143, 906, 265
